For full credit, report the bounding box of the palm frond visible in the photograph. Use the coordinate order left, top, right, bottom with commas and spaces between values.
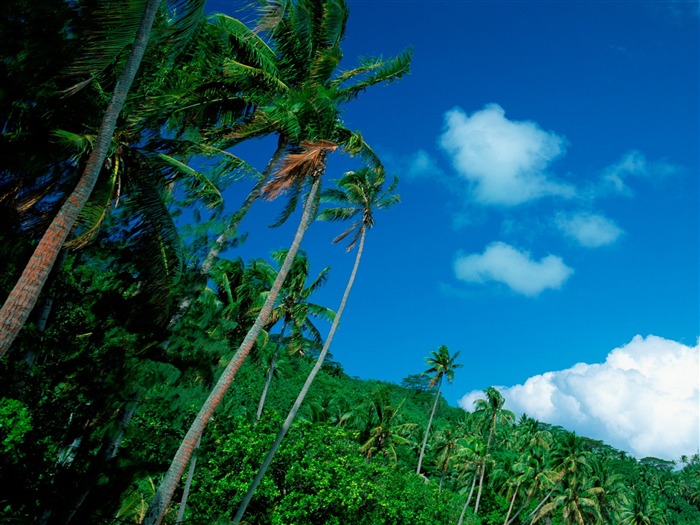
262, 140, 337, 200
333, 49, 413, 101
155, 152, 223, 209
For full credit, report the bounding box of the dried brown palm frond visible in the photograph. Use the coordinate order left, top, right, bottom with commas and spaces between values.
262, 140, 337, 200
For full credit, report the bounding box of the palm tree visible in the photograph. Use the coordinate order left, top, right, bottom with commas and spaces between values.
358, 395, 415, 462
618, 487, 667, 525
0, 0, 164, 356
230, 166, 400, 523
143, 1, 411, 519
416, 345, 462, 475
254, 249, 334, 420
192, 3, 412, 272
528, 431, 595, 525
142, 140, 333, 525
472, 387, 515, 515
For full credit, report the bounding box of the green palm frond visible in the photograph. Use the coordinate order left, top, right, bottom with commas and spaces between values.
66, 153, 121, 249
157, 0, 206, 59
155, 152, 223, 209
64, 0, 150, 83
333, 48, 413, 101
209, 13, 280, 78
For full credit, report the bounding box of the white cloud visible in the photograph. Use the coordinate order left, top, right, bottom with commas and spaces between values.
439, 104, 575, 206
600, 150, 679, 196
459, 335, 700, 460
454, 242, 573, 296
555, 211, 624, 247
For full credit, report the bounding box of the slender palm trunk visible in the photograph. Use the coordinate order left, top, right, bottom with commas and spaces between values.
505, 485, 536, 525
474, 416, 497, 515
175, 435, 200, 525
256, 318, 289, 420
232, 228, 366, 524
142, 172, 323, 525
457, 470, 479, 525
416, 377, 442, 474
200, 137, 287, 275
0, 0, 161, 357
503, 483, 520, 525
528, 487, 555, 522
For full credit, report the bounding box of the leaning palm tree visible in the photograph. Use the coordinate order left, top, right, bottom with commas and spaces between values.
142, 2, 411, 522
230, 166, 400, 524
0, 0, 165, 356
143, 140, 334, 525
416, 345, 462, 475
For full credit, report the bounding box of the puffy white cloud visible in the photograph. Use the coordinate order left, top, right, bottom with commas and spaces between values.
600, 150, 679, 196
555, 211, 624, 247
454, 242, 573, 296
439, 104, 575, 206
459, 335, 700, 460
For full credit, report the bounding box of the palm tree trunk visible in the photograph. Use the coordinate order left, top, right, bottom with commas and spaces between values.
142, 171, 323, 525
0, 0, 161, 357
505, 485, 536, 525
474, 459, 488, 515
175, 435, 201, 525
457, 470, 479, 525
528, 487, 555, 523
416, 378, 441, 474
232, 228, 366, 524
474, 415, 497, 515
256, 318, 289, 421
503, 483, 520, 525
200, 136, 288, 275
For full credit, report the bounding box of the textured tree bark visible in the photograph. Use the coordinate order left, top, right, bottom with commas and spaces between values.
0, 0, 162, 357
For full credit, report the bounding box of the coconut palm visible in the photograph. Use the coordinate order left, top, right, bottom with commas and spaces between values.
0, 0, 163, 355
0, 0, 211, 355
416, 345, 462, 475
472, 387, 515, 515
143, 0, 410, 519
230, 166, 400, 523
191, 3, 412, 272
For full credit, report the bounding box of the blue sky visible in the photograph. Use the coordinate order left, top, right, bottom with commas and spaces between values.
208, 1, 699, 460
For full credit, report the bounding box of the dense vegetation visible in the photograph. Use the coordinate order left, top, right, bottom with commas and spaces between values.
1, 1, 698, 524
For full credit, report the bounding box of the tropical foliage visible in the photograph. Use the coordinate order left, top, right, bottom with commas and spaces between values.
0, 2, 697, 525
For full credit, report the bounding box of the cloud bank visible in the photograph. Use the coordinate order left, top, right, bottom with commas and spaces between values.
459, 335, 700, 460
555, 211, 624, 247
439, 104, 574, 206
454, 242, 573, 296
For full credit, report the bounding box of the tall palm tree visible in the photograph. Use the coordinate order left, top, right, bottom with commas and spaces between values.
472, 387, 515, 515
254, 249, 334, 420
230, 166, 400, 523
416, 345, 462, 475
143, 0, 411, 519
0, 0, 164, 356
142, 139, 333, 525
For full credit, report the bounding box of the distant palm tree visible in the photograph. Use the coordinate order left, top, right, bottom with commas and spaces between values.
472, 387, 514, 515
416, 345, 462, 475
